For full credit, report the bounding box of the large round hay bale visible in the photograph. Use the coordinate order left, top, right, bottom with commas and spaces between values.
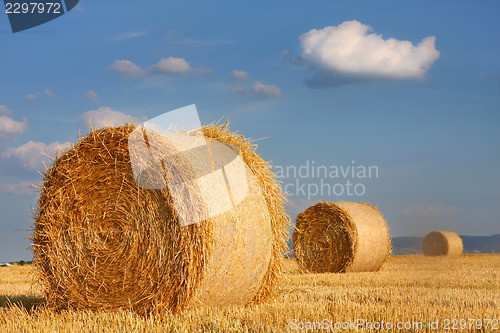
32, 123, 289, 314
293, 202, 390, 273
422, 231, 463, 256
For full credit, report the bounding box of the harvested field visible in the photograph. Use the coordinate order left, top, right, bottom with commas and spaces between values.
0, 254, 498, 332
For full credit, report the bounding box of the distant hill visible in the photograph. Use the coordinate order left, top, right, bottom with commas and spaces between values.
391, 237, 424, 255
459, 234, 500, 253
285, 234, 500, 257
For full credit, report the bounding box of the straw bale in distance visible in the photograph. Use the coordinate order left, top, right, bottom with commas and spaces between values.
422, 231, 463, 256
32, 123, 289, 314
293, 202, 390, 273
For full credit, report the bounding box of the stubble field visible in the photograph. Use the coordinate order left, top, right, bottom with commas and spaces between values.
0, 254, 498, 332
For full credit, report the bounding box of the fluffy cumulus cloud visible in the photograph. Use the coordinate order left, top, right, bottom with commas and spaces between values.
2, 141, 71, 169
84, 90, 99, 103
0, 105, 12, 115
0, 116, 27, 139
109, 57, 211, 78
109, 60, 145, 78
0, 106, 27, 140
232, 69, 249, 80
404, 204, 461, 218
79, 107, 147, 129
298, 20, 440, 87
232, 82, 282, 99
150, 57, 192, 74
253, 82, 282, 98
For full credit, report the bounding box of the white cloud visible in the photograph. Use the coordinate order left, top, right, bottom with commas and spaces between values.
44, 89, 56, 97
0, 115, 28, 140
150, 57, 192, 74
84, 90, 99, 103
232, 69, 249, 80
149, 57, 211, 75
231, 82, 282, 99
112, 30, 148, 41
2, 141, 71, 169
0, 181, 33, 196
109, 57, 211, 78
0, 106, 27, 140
404, 204, 461, 218
109, 60, 145, 78
25, 90, 55, 99
0, 105, 12, 115
26, 93, 39, 100
231, 86, 248, 94
79, 107, 146, 129
298, 20, 440, 86
253, 82, 282, 98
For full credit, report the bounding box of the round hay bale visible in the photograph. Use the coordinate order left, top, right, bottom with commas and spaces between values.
293, 202, 390, 273
32, 123, 289, 314
422, 231, 463, 256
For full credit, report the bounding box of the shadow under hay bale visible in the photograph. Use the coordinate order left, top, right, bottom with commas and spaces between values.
293, 202, 390, 273
0, 295, 45, 312
32, 123, 289, 314
422, 231, 463, 257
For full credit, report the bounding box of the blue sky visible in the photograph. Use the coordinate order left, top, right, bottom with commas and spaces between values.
1, 1, 499, 261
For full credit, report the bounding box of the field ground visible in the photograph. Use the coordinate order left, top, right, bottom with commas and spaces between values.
0, 254, 498, 332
